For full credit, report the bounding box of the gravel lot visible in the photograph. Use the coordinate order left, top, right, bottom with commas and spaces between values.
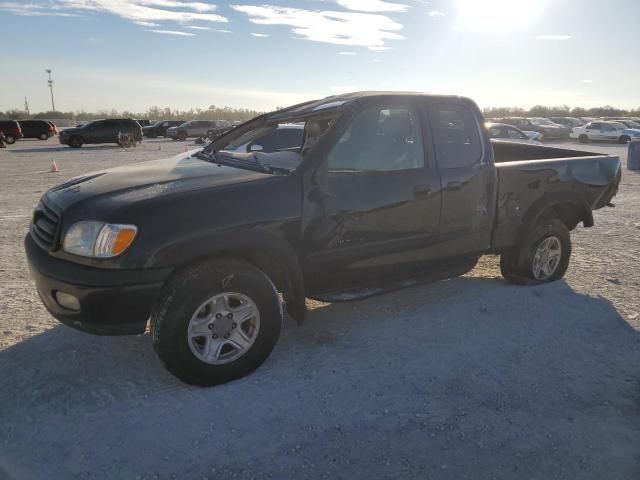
1, 137, 639, 479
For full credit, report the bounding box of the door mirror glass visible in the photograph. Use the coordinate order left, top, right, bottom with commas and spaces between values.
249, 144, 263, 152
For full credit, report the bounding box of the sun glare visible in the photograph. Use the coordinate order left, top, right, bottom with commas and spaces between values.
454, 0, 549, 31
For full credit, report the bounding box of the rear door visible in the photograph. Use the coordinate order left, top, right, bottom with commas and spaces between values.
425, 99, 496, 256
302, 101, 442, 292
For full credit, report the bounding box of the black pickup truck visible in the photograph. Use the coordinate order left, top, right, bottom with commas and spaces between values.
25, 92, 621, 386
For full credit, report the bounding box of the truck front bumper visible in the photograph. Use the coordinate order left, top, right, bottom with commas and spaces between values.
25, 234, 172, 335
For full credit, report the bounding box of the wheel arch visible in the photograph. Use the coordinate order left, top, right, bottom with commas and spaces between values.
149, 229, 306, 324
518, 192, 593, 243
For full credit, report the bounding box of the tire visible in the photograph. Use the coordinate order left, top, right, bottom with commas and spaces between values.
151, 259, 283, 386
69, 136, 83, 148
38, 133, 49, 140
578, 134, 589, 144
177, 131, 187, 141
4, 135, 16, 144
618, 135, 631, 144
500, 217, 571, 285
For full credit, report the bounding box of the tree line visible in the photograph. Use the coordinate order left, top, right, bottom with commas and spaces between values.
483, 104, 640, 118
0, 105, 264, 122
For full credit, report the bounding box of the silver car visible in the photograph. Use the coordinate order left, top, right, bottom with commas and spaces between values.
166, 120, 222, 141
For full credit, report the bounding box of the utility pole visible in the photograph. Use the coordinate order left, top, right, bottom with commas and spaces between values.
46, 69, 56, 112
24, 96, 30, 117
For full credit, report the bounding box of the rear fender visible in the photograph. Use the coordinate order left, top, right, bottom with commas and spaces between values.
518, 192, 593, 244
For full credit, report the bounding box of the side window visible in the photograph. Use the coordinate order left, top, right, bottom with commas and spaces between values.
488, 126, 503, 138
432, 104, 482, 168
276, 128, 303, 151
507, 127, 527, 139
328, 106, 424, 172
590, 123, 601, 130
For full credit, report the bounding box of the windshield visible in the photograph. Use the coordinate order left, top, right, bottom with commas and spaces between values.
203, 114, 339, 174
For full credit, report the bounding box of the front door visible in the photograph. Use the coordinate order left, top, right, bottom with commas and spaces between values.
302, 102, 442, 293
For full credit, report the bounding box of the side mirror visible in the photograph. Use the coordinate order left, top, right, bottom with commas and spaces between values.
249, 144, 263, 152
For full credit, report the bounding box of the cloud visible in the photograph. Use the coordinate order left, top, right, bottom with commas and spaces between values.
231, 4, 404, 50
535, 35, 572, 40
134, 20, 160, 26
427, 10, 444, 17
583, 79, 593, 84
187, 25, 210, 30
0, 2, 81, 16
13, 1, 229, 26
251, 32, 270, 37
336, 0, 409, 13
338, 51, 357, 55
146, 29, 195, 36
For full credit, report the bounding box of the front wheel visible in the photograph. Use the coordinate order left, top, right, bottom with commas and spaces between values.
500, 218, 571, 285
578, 134, 589, 144
4, 135, 16, 144
177, 131, 187, 141
151, 259, 283, 386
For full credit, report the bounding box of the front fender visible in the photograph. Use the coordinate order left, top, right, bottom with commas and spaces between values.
148, 228, 307, 324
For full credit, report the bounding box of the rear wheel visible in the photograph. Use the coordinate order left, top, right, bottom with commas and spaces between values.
177, 131, 187, 141
578, 134, 589, 144
68, 136, 83, 148
151, 259, 283, 386
4, 135, 16, 144
500, 218, 571, 285
38, 133, 49, 140
618, 135, 631, 144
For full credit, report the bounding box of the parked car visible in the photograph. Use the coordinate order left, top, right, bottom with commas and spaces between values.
608, 119, 640, 129
136, 119, 152, 127
549, 117, 585, 128
485, 122, 541, 144
18, 119, 56, 140
570, 121, 640, 143
58, 119, 143, 148
142, 120, 187, 138
25, 92, 621, 386
0, 120, 23, 144
499, 117, 569, 140
166, 120, 222, 140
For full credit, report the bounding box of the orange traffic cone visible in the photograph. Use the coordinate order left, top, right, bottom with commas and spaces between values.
50, 159, 59, 173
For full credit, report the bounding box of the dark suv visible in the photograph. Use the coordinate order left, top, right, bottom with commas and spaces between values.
0, 120, 23, 144
59, 119, 142, 148
19, 120, 55, 140
142, 120, 186, 138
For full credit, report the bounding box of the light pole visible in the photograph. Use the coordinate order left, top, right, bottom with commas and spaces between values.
46, 69, 56, 112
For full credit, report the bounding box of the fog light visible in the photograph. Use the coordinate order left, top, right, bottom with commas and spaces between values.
55, 291, 80, 311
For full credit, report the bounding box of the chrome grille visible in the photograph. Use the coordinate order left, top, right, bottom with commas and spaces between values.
31, 199, 61, 250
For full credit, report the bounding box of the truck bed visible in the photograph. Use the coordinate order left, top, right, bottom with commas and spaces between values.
491, 140, 621, 249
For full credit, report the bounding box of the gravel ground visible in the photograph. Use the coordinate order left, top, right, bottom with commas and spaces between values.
0, 137, 639, 479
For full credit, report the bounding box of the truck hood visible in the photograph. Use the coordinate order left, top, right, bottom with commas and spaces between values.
45, 150, 273, 211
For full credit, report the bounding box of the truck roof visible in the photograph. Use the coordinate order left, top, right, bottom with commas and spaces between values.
270, 91, 472, 120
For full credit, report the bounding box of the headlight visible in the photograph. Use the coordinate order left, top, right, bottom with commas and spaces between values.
63, 221, 137, 258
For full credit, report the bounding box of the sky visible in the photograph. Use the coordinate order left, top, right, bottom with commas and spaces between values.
0, 0, 638, 114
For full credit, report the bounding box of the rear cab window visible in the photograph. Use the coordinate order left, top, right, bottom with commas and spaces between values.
430, 103, 483, 168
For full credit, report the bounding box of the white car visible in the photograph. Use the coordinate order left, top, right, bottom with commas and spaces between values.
570, 121, 640, 144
